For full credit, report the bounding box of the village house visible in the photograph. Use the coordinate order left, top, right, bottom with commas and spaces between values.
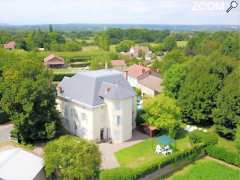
138, 72, 163, 96
44, 54, 65, 68
56, 70, 137, 143
0, 148, 45, 180
125, 64, 151, 87
111, 60, 127, 71
3, 41, 16, 50
129, 46, 152, 60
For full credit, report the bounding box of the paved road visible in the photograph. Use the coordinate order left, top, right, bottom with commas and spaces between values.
0, 123, 13, 142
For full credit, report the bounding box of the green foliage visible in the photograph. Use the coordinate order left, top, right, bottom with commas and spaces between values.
164, 64, 186, 99
0, 60, 60, 143
0, 109, 8, 124
235, 125, 240, 151
206, 145, 240, 167
189, 130, 218, 146
115, 40, 134, 52
178, 55, 234, 125
95, 33, 110, 51
53, 73, 75, 81
160, 49, 186, 73
163, 36, 177, 51
213, 68, 240, 139
142, 94, 181, 138
44, 135, 101, 180
100, 144, 205, 180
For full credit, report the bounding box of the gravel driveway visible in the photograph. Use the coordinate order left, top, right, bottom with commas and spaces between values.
0, 123, 13, 142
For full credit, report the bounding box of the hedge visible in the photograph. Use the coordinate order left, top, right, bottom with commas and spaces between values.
100, 144, 205, 180
206, 145, 240, 167
70, 61, 90, 68
53, 73, 75, 81
189, 130, 218, 146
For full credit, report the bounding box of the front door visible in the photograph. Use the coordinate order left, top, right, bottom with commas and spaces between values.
100, 128, 110, 142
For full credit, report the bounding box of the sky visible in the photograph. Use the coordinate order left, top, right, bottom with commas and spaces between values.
0, 0, 239, 25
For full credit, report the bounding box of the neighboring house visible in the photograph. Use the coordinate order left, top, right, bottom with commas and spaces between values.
138, 73, 163, 97
111, 60, 126, 71
44, 54, 65, 68
56, 70, 136, 143
129, 46, 152, 60
3, 41, 16, 50
125, 64, 151, 88
0, 148, 45, 180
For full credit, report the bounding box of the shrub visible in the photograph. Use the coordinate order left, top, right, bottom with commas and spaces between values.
189, 130, 218, 146
70, 61, 90, 68
53, 73, 75, 81
0, 110, 8, 124
206, 145, 240, 167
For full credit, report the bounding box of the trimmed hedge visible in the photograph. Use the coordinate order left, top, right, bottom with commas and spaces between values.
100, 144, 205, 180
53, 73, 75, 81
206, 145, 240, 167
189, 130, 218, 146
70, 61, 90, 68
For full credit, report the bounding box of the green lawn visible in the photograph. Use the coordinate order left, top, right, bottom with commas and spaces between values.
167, 158, 240, 180
115, 136, 190, 168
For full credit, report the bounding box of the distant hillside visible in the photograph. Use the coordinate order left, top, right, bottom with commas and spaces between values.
0, 23, 239, 31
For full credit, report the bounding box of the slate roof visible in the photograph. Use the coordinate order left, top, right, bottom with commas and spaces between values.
59, 70, 135, 106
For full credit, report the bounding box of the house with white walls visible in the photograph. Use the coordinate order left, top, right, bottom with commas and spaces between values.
56, 70, 136, 143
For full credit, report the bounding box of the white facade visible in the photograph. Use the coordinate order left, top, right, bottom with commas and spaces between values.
57, 96, 136, 143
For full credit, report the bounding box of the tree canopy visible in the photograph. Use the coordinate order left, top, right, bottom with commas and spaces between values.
44, 135, 101, 180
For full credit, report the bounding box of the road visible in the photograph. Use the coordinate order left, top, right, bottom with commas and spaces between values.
0, 123, 13, 142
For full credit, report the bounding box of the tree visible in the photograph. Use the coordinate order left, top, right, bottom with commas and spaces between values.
0, 60, 60, 143
164, 64, 186, 99
213, 67, 240, 139
115, 40, 134, 52
95, 33, 110, 51
49, 24, 53, 32
142, 94, 181, 138
178, 55, 234, 125
44, 135, 101, 180
160, 49, 186, 73
163, 35, 176, 51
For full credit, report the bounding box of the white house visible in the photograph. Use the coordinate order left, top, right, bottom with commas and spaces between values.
0, 148, 45, 180
56, 70, 136, 143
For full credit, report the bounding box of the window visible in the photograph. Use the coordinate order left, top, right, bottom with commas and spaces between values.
115, 102, 121, 110
116, 115, 121, 126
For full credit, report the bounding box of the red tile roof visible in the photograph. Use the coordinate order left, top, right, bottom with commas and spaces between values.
44, 54, 65, 65
127, 64, 151, 79
111, 60, 126, 66
4, 41, 16, 49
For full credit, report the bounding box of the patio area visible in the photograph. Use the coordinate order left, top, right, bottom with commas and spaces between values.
99, 130, 149, 169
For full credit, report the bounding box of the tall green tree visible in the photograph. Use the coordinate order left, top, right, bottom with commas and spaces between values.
0, 60, 60, 143
163, 35, 177, 51
44, 135, 101, 180
142, 94, 181, 138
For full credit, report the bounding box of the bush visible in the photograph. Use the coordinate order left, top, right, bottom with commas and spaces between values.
100, 144, 205, 180
0, 110, 8, 124
206, 145, 240, 167
189, 130, 218, 146
53, 73, 75, 81
70, 61, 90, 68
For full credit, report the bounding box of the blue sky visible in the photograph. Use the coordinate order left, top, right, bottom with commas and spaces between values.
0, 0, 239, 25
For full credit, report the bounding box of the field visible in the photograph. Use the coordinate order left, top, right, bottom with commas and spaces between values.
166, 158, 240, 180
176, 41, 188, 48
115, 136, 190, 168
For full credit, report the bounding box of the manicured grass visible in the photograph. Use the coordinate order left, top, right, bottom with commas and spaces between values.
177, 41, 188, 48
52, 68, 75, 74
167, 158, 240, 180
115, 136, 190, 168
